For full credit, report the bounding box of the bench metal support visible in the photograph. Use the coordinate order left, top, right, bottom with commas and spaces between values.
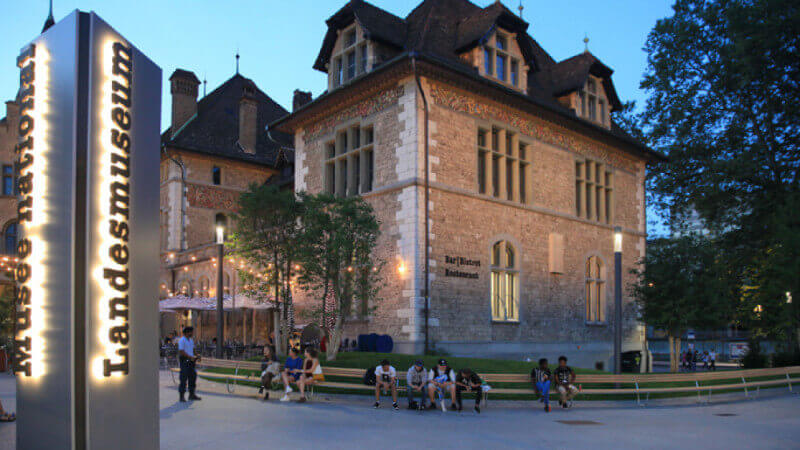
226, 364, 240, 394
635, 382, 642, 407
742, 376, 748, 398
787, 373, 793, 393
695, 381, 702, 403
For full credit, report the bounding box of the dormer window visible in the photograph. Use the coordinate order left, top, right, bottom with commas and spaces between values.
481, 31, 523, 90
579, 76, 609, 127
330, 24, 371, 90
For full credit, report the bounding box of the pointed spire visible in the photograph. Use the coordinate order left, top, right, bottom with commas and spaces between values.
203, 73, 207, 97
42, 0, 55, 33
235, 50, 240, 75
518, 0, 524, 19
583, 33, 590, 53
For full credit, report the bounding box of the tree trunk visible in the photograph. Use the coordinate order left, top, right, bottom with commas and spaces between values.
326, 313, 344, 361
668, 335, 675, 373
675, 337, 682, 372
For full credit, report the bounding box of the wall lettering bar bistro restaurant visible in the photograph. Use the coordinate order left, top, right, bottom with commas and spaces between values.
271, 0, 664, 369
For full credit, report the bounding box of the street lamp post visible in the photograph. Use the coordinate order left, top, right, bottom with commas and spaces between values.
614, 226, 623, 375
215, 226, 225, 359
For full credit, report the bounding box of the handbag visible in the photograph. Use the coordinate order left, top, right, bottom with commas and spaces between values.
312, 363, 325, 382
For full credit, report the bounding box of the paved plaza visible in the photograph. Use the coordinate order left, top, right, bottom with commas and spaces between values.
1, 372, 799, 449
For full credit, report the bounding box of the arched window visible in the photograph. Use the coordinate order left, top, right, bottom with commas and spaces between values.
212, 166, 221, 185
490, 240, 519, 322
585, 256, 606, 322
4, 222, 17, 255
177, 280, 191, 297
198, 276, 210, 298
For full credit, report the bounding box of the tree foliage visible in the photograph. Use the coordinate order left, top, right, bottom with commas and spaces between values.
228, 184, 303, 354
295, 193, 383, 361
229, 186, 384, 360
630, 236, 735, 371
637, 0, 800, 345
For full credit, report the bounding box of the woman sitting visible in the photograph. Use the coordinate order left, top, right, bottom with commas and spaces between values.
297, 348, 322, 403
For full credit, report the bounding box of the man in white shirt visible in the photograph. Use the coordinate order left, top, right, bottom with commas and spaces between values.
178, 326, 202, 402
373, 359, 399, 410
709, 349, 717, 371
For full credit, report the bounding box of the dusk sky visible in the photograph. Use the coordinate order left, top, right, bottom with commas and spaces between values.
0, 0, 675, 231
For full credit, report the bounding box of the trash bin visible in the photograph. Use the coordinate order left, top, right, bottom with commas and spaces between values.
621, 350, 641, 373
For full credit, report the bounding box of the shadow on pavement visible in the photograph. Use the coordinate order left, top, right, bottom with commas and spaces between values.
160, 401, 193, 419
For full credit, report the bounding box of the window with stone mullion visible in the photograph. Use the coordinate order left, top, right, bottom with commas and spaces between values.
477, 127, 531, 204
325, 125, 374, 197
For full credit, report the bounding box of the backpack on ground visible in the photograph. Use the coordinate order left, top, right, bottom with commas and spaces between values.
363, 367, 376, 386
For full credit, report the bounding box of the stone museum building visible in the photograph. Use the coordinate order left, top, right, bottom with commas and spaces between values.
158, 69, 294, 341
273, 0, 662, 367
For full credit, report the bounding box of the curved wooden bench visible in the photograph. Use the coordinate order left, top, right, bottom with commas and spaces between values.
170, 358, 799, 406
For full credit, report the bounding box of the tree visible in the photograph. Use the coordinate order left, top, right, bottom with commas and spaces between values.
630, 236, 734, 372
637, 0, 800, 349
228, 184, 303, 355
295, 193, 383, 360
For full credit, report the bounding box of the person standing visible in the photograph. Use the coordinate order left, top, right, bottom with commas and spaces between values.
178, 326, 202, 402
709, 348, 717, 371
531, 358, 552, 412
406, 360, 428, 409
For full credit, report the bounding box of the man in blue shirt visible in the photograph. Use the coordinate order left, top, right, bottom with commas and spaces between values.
280, 347, 304, 402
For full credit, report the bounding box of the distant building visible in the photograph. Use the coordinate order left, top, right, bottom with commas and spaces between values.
158, 69, 293, 341
0, 98, 21, 291
274, 0, 662, 367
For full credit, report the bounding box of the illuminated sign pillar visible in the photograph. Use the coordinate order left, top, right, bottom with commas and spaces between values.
14, 11, 160, 449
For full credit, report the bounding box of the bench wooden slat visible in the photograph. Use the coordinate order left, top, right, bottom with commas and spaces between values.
177, 360, 800, 399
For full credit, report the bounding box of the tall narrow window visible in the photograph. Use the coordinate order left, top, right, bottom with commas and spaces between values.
585, 256, 605, 323
491, 240, 519, 322
212, 166, 221, 185
334, 57, 343, 87
497, 54, 507, 81
2, 165, 13, 196
4, 222, 17, 255
359, 44, 368, 74
484, 47, 493, 76
346, 51, 356, 80
510, 60, 519, 87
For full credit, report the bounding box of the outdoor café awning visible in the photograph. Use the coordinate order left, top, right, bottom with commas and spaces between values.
159, 295, 273, 312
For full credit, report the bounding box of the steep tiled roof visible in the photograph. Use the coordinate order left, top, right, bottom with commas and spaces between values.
313, 0, 617, 112
162, 74, 292, 168
533, 51, 622, 110
292, 0, 657, 160
314, 0, 407, 71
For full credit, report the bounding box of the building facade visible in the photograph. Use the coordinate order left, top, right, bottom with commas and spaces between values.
0, 99, 22, 290
275, 0, 661, 367
158, 69, 293, 342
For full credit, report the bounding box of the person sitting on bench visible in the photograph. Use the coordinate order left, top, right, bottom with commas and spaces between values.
427, 359, 457, 411
406, 360, 428, 409
373, 359, 399, 410
279, 347, 304, 402
455, 368, 483, 413
531, 358, 552, 412
554, 356, 578, 408
297, 348, 321, 403
258, 345, 280, 400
